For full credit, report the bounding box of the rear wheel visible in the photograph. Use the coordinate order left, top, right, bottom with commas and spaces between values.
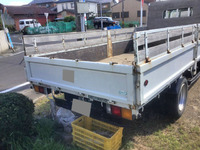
167, 77, 188, 119
177, 82, 187, 114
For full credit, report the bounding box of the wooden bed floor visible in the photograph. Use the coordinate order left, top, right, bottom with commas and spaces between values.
98, 52, 134, 65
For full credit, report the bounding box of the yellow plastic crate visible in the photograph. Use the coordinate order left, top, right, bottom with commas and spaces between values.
72, 116, 123, 150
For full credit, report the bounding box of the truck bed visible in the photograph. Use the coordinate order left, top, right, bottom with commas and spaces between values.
24, 24, 200, 116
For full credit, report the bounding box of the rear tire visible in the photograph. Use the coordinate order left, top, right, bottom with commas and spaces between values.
167, 77, 188, 119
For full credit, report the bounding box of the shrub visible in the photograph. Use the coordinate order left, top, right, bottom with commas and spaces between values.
88, 15, 95, 20
5, 25, 16, 32
128, 23, 134, 27
35, 118, 55, 139
64, 16, 75, 22
10, 118, 67, 150
0, 93, 34, 144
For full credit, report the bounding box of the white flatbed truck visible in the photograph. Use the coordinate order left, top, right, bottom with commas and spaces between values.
24, 22, 200, 120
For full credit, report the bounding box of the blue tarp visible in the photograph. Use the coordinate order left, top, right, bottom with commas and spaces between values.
107, 25, 121, 30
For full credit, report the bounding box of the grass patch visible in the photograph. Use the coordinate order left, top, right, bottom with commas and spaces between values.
121, 124, 200, 150
11, 117, 82, 150
145, 124, 200, 150
34, 97, 51, 117
10, 94, 83, 150
122, 141, 134, 150
12, 93, 200, 150
34, 93, 64, 117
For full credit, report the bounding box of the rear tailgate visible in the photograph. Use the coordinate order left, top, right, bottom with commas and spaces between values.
25, 56, 136, 108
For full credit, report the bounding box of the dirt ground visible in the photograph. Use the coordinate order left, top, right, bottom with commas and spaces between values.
98, 52, 134, 65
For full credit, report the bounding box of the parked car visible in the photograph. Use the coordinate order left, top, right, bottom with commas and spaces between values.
54, 17, 64, 22
93, 17, 119, 29
19, 19, 41, 31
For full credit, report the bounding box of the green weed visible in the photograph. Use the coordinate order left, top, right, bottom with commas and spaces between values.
146, 124, 200, 150
122, 141, 134, 150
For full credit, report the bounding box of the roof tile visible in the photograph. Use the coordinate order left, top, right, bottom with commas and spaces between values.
30, 0, 58, 4
5, 5, 57, 15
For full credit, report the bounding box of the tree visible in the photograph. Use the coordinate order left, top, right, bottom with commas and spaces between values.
64, 16, 75, 22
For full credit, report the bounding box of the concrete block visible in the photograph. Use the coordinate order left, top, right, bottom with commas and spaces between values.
0, 30, 9, 54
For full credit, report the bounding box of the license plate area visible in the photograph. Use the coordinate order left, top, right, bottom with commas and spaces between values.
72, 99, 91, 117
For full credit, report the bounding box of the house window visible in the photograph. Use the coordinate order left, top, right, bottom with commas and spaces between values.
112, 12, 120, 19
163, 7, 193, 19
71, 3, 74, 9
170, 9, 178, 18
163, 10, 170, 19
121, 12, 129, 18
103, 4, 108, 9
179, 8, 189, 17
137, 10, 146, 17
143, 10, 146, 17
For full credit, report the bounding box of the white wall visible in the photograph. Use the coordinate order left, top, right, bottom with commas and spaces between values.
0, 30, 9, 54
57, 2, 97, 15
57, 3, 63, 13
57, 2, 75, 13
89, 3, 97, 14
66, 2, 74, 10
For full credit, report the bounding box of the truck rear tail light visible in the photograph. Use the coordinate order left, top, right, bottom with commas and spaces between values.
121, 108, 132, 120
111, 105, 121, 117
33, 85, 39, 92
110, 105, 132, 120
33, 85, 45, 94
39, 86, 44, 93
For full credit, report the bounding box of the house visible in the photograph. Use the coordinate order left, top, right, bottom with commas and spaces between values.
56, 0, 98, 17
97, 0, 112, 17
29, 0, 57, 10
56, 0, 75, 18
111, 0, 155, 24
0, 4, 57, 30
57, 9, 75, 18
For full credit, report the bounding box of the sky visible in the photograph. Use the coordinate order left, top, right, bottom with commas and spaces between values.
0, 0, 32, 6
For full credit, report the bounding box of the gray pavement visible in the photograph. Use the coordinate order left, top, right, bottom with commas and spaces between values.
0, 52, 26, 91
0, 33, 43, 100
18, 89, 45, 103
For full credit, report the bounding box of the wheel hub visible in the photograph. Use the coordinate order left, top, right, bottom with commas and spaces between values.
178, 84, 187, 112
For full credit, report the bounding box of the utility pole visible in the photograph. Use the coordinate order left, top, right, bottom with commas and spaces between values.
44, 13, 49, 33
74, 0, 81, 31
0, 10, 6, 31
122, 0, 124, 28
140, 0, 143, 27
100, 1, 103, 30
80, 0, 86, 32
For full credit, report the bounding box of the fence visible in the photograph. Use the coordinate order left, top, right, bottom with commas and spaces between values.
26, 21, 76, 35
23, 27, 135, 56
